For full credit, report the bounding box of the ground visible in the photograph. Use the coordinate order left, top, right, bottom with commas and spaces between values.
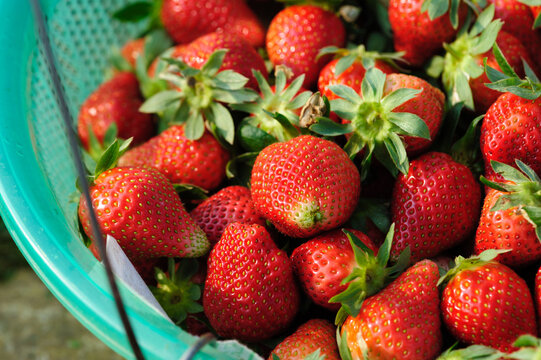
0, 219, 122, 360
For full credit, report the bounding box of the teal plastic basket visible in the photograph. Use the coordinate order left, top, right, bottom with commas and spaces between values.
0, 1, 257, 359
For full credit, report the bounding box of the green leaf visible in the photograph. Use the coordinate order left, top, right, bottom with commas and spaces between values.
454, 71, 475, 109
381, 88, 422, 112
310, 117, 352, 136
493, 42, 518, 78
534, 11, 541, 29
361, 67, 386, 102
376, 223, 394, 268
490, 160, 529, 183
209, 102, 235, 145
343, 131, 366, 159
213, 88, 259, 104
337, 328, 353, 360
213, 70, 249, 90
388, 112, 431, 139
434, 102, 465, 154
512, 334, 541, 348
335, 55, 357, 77
269, 111, 301, 139
112, 1, 152, 22
523, 59, 540, 83
143, 29, 173, 68
238, 121, 277, 152
184, 111, 205, 140
384, 133, 409, 175
289, 90, 312, 110
94, 138, 132, 177
281, 74, 306, 102
471, 20, 503, 55
479, 175, 511, 193
470, 4, 496, 37
225, 152, 258, 187
426, 55, 445, 78
423, 0, 449, 20
201, 49, 227, 76
304, 349, 326, 360
522, 206, 541, 240
515, 159, 541, 182
329, 98, 356, 120
109, 47, 133, 72
450, 0, 460, 29
328, 84, 362, 104
484, 57, 508, 83
139, 90, 182, 113
174, 184, 209, 201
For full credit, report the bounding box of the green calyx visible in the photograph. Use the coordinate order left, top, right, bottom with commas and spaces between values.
292, 200, 324, 229
421, 0, 469, 29
318, 44, 404, 77
330, 224, 411, 325
150, 258, 204, 325
439, 4, 503, 110
112, 0, 164, 36
480, 159, 541, 241
139, 49, 258, 145
484, 42, 541, 99
232, 68, 311, 146
437, 249, 510, 287
310, 67, 429, 179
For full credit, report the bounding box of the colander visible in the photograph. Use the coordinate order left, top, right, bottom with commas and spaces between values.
0, 1, 259, 358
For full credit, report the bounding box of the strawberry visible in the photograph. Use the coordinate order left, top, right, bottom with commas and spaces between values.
266, 4, 346, 87
536, 265, 541, 335
480, 93, 541, 179
340, 260, 442, 360
203, 222, 300, 341
152, 125, 230, 191
78, 166, 210, 262
487, 0, 541, 75
77, 72, 155, 151
190, 185, 266, 244
117, 136, 159, 168
311, 68, 444, 178
437, 5, 535, 112
250, 135, 361, 238
179, 32, 267, 90
391, 152, 481, 263
474, 160, 541, 266
440, 251, 538, 352
317, 45, 399, 101
120, 38, 145, 68
388, 0, 467, 67
291, 229, 378, 311
161, 0, 265, 47
268, 319, 340, 360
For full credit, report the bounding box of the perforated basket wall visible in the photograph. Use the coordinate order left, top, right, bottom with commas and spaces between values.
0, 1, 254, 359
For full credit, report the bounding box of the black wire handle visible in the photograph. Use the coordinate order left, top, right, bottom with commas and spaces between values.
28, 1, 145, 359
180, 333, 216, 360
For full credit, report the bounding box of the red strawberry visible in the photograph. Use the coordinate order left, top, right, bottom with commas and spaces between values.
160, 0, 265, 47
266, 5, 346, 87
487, 0, 541, 75
388, 0, 467, 67
291, 229, 378, 311
78, 166, 210, 262
250, 135, 361, 238
440, 252, 537, 352
391, 152, 481, 263
117, 136, 159, 168
480, 93, 541, 179
153, 125, 230, 191
469, 31, 534, 112
179, 32, 267, 89
268, 319, 340, 360
120, 38, 145, 68
536, 265, 541, 335
203, 222, 300, 341
312, 68, 444, 178
190, 185, 266, 244
383, 73, 445, 155
318, 58, 395, 101
148, 44, 188, 79
474, 160, 541, 266
77, 72, 155, 150
341, 260, 442, 360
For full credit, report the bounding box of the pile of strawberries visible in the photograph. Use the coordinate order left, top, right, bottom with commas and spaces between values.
75, 0, 541, 358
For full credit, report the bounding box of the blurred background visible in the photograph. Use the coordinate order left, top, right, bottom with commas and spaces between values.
0, 216, 122, 359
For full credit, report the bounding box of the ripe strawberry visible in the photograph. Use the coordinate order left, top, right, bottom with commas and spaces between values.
487, 0, 541, 75
266, 4, 346, 87
77, 72, 155, 151
474, 160, 541, 266
480, 93, 541, 179
120, 38, 145, 68
190, 186, 265, 244
78, 166, 210, 262
268, 319, 340, 360
391, 152, 481, 263
291, 229, 378, 311
388, 0, 466, 67
179, 32, 267, 89
312, 68, 444, 178
536, 265, 541, 334
117, 136, 159, 168
250, 135, 361, 238
203, 223, 300, 341
161, 0, 265, 47
440, 252, 538, 352
153, 125, 230, 191
340, 260, 442, 360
